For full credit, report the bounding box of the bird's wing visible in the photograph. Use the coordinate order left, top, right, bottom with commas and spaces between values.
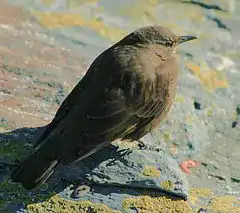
35, 45, 177, 163
34, 47, 130, 149
34, 67, 92, 147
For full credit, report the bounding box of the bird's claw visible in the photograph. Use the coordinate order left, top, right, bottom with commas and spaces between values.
137, 140, 163, 152
116, 148, 133, 156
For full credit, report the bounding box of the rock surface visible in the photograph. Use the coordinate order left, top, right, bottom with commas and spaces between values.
0, 0, 240, 212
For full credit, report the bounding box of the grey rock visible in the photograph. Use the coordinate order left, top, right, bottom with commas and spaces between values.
55, 137, 188, 211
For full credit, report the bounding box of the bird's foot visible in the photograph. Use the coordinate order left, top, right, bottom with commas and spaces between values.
116, 148, 133, 157
137, 140, 163, 152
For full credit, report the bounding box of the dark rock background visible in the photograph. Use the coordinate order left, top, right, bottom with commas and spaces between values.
0, 0, 239, 212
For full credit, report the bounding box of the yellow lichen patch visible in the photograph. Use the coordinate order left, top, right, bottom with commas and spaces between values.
189, 188, 213, 205
41, 0, 99, 8
186, 62, 229, 92
208, 195, 240, 213
160, 180, 174, 191
142, 166, 161, 177
67, 0, 99, 8
31, 11, 126, 42
232, 110, 238, 120
163, 132, 171, 141
41, 0, 55, 6
207, 106, 214, 116
175, 95, 185, 103
32, 11, 84, 28
185, 114, 194, 124
119, 0, 159, 24
122, 195, 192, 213
27, 195, 121, 213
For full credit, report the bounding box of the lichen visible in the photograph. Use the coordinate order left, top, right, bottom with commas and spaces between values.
142, 166, 161, 177
122, 195, 192, 213
189, 188, 212, 205
175, 95, 185, 103
189, 188, 240, 212
27, 195, 121, 213
67, 0, 99, 8
163, 132, 171, 141
31, 11, 126, 42
190, 188, 212, 198
208, 195, 240, 213
41, 0, 55, 6
186, 62, 229, 92
160, 180, 174, 191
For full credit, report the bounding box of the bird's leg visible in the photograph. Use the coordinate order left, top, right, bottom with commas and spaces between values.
115, 148, 133, 157
137, 139, 164, 152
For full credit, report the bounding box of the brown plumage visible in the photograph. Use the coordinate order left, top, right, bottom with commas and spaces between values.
11, 25, 197, 189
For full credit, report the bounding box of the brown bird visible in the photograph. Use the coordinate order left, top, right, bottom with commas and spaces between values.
11, 25, 197, 189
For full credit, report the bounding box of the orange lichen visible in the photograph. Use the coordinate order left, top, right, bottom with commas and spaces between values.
185, 114, 194, 124
186, 62, 228, 92
31, 11, 126, 42
179, 160, 198, 174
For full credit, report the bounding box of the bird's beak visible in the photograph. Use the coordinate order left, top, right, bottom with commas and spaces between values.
178, 36, 198, 44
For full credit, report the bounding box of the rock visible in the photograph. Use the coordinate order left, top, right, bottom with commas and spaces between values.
53, 135, 189, 212
1, 0, 240, 212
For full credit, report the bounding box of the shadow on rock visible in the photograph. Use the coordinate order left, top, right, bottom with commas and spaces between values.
0, 125, 134, 212
0, 126, 188, 212
0, 126, 46, 169
0, 126, 56, 212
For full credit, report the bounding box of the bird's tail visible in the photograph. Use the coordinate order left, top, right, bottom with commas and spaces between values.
11, 140, 61, 189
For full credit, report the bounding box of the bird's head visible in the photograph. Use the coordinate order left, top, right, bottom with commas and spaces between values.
120, 25, 197, 52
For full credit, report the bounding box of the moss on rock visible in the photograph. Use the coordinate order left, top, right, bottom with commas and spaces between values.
142, 166, 161, 177
122, 195, 192, 213
160, 180, 174, 191
27, 195, 121, 213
